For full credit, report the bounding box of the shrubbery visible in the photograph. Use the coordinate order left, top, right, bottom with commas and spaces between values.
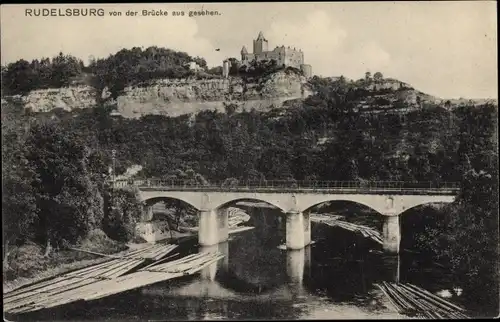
102, 188, 143, 242
1, 46, 209, 98
1, 53, 84, 95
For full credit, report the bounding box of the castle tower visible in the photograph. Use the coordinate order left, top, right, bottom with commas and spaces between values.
253, 31, 268, 54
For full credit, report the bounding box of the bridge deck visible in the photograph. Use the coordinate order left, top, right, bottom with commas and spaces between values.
111, 180, 459, 196
134, 186, 458, 195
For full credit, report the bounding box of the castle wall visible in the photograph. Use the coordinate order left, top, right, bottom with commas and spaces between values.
283, 48, 303, 69
241, 53, 255, 65
300, 64, 312, 78
242, 46, 304, 69
239, 34, 306, 70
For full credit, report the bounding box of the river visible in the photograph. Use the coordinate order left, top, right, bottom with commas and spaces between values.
15, 206, 471, 320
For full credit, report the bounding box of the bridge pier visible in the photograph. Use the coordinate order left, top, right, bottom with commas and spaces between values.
198, 209, 229, 246
286, 211, 310, 250
141, 204, 154, 222
303, 212, 311, 246
382, 215, 401, 255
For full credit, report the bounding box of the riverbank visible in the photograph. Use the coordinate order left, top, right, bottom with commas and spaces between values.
3, 229, 137, 293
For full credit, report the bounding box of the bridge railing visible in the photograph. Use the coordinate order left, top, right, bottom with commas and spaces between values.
110, 179, 460, 192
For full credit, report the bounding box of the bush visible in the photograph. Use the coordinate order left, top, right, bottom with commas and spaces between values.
103, 189, 143, 242
76, 229, 127, 254
4, 242, 46, 279
222, 177, 239, 188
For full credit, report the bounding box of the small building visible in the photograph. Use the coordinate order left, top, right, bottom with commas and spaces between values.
110, 110, 122, 118
185, 61, 203, 71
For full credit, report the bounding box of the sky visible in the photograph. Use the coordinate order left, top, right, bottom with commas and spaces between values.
1, 2, 497, 99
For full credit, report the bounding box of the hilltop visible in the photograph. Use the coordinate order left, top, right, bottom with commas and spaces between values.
1, 47, 496, 118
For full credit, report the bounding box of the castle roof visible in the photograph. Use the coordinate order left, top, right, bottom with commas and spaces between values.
256, 31, 267, 41
241, 46, 248, 54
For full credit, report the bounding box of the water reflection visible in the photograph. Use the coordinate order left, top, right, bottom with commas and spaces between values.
287, 249, 305, 284
200, 242, 229, 282
380, 255, 400, 283
286, 247, 312, 298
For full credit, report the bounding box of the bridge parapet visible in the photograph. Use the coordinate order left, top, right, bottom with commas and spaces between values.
111, 179, 460, 196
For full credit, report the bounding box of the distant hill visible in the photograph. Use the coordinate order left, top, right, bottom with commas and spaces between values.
305, 75, 496, 114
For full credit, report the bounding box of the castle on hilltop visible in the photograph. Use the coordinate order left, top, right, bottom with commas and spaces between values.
222, 31, 312, 78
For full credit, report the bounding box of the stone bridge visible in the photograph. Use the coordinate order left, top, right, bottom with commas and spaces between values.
113, 179, 459, 254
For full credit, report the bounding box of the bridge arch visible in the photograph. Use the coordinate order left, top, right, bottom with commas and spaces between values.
297, 194, 456, 217
142, 196, 199, 210
300, 198, 383, 216
299, 195, 387, 215
396, 199, 455, 217
139, 190, 205, 210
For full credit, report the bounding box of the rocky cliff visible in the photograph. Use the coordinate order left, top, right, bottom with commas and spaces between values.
114, 71, 312, 118
21, 86, 97, 112
8, 71, 493, 117
14, 70, 312, 118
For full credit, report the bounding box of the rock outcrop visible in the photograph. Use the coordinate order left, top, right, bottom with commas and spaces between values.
22, 86, 97, 112
115, 71, 311, 118
12, 70, 311, 118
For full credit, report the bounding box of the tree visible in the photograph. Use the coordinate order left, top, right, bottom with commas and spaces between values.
103, 188, 143, 242
2, 59, 36, 94
373, 72, 383, 81
50, 52, 82, 87
224, 102, 238, 116
438, 167, 499, 315
228, 58, 240, 76
24, 122, 104, 254
207, 66, 223, 75
2, 124, 39, 264
192, 56, 207, 69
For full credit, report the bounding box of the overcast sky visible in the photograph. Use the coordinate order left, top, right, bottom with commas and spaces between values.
1, 2, 497, 99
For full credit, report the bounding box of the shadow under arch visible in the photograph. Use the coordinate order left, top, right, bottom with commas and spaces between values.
142, 196, 200, 225
143, 196, 199, 212
398, 201, 453, 283
398, 200, 454, 219
218, 198, 286, 241
301, 199, 383, 218
399, 201, 452, 249
212, 198, 286, 213
303, 200, 386, 257
303, 199, 385, 228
